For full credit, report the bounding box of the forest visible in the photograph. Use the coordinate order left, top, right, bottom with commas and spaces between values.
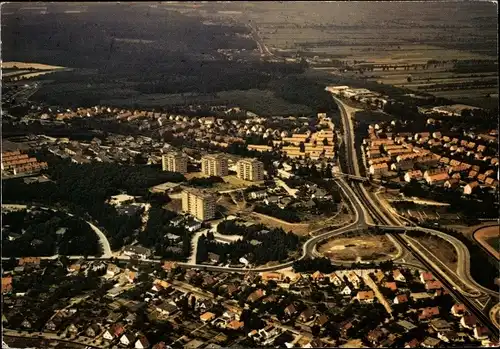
138, 205, 193, 261
2, 209, 102, 257
196, 221, 301, 265
1, 157, 185, 250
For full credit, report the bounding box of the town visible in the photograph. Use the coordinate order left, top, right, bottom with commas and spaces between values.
1, 2, 499, 349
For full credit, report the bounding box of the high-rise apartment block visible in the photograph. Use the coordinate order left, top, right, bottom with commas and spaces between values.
181, 189, 216, 221
236, 158, 264, 181
162, 152, 188, 174
201, 154, 228, 177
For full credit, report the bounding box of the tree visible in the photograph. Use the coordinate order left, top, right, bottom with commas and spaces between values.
299, 142, 305, 153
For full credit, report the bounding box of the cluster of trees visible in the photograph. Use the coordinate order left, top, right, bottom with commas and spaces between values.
138, 205, 192, 261
2, 157, 185, 250
254, 203, 301, 223
187, 176, 224, 188
196, 223, 300, 265
2, 209, 102, 257
268, 75, 339, 114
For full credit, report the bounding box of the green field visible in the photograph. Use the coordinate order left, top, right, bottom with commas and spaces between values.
486, 236, 500, 253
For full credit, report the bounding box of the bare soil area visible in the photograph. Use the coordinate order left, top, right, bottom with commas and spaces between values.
318, 234, 398, 262
412, 234, 458, 270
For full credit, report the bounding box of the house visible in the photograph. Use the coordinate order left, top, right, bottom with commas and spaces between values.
135, 337, 150, 349
347, 272, 361, 288
404, 170, 423, 182
397, 320, 417, 331
106, 263, 121, 277
418, 307, 440, 321
340, 285, 352, 295
123, 245, 151, 259
425, 280, 443, 291
339, 320, 354, 337
185, 220, 202, 232
429, 318, 451, 332
226, 320, 244, 330
247, 289, 265, 303
45, 316, 63, 332
394, 294, 408, 304
152, 342, 167, 349
315, 314, 329, 327
284, 304, 297, 317
171, 216, 184, 227
120, 333, 135, 346
200, 312, 216, 323
451, 304, 466, 317
155, 301, 178, 316
425, 172, 449, 185
405, 338, 420, 348
103, 323, 125, 340
464, 181, 479, 195
369, 163, 389, 176
393, 269, 406, 282
473, 326, 490, 340
420, 271, 434, 283
299, 308, 315, 322
374, 270, 386, 283
18, 257, 41, 266
329, 273, 343, 286
208, 252, 220, 264
356, 290, 375, 303
460, 314, 477, 329
249, 190, 268, 200
261, 272, 283, 282
421, 337, 441, 348
384, 282, 397, 292
367, 328, 385, 345
1, 276, 13, 294
85, 323, 101, 338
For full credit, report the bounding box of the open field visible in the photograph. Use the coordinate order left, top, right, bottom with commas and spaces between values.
411, 234, 458, 271
318, 234, 398, 262
473, 225, 500, 260
249, 211, 310, 236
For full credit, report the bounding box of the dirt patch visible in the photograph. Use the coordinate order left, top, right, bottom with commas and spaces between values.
474, 225, 500, 260
318, 234, 398, 262
249, 212, 311, 236
412, 234, 458, 270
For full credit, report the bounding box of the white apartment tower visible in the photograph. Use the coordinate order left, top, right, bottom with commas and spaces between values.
236, 158, 264, 181
181, 189, 216, 221
162, 152, 188, 174
201, 154, 228, 177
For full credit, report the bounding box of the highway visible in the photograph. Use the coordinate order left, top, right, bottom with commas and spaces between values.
331, 94, 499, 338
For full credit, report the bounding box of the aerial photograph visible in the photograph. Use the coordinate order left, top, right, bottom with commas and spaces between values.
1, 1, 499, 348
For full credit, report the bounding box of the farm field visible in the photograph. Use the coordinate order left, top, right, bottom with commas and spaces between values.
318, 234, 398, 262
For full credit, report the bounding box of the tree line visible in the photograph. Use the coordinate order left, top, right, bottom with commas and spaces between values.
196, 222, 300, 265
1, 157, 186, 250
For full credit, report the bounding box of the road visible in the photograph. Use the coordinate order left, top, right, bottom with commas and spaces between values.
247, 22, 274, 57
330, 94, 499, 339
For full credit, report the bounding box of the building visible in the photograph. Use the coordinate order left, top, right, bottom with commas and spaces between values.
201, 154, 228, 177
181, 188, 216, 221
162, 152, 188, 174
236, 158, 264, 181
